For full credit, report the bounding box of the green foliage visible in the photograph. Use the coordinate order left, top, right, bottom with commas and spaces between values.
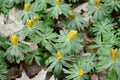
63, 12, 88, 30
34, 0, 50, 11
63, 62, 89, 80
103, 0, 120, 12
18, 2, 37, 23
96, 49, 120, 79
0, 35, 9, 49
5, 35, 29, 63
68, 0, 79, 3
0, 0, 24, 14
0, 0, 12, 14
25, 48, 42, 65
56, 29, 83, 53
20, 20, 43, 40
0, 50, 7, 80
92, 18, 115, 36
77, 54, 96, 72
63, 54, 96, 80
9, 0, 24, 4
88, 0, 108, 21
1, 0, 120, 79
47, 0, 71, 19
104, 69, 117, 80
46, 50, 73, 75
30, 27, 58, 53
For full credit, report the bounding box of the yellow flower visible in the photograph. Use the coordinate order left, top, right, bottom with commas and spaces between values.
56, 51, 62, 60
32, 16, 39, 23
78, 69, 84, 76
95, 0, 100, 7
26, 19, 33, 27
110, 48, 118, 61
68, 30, 77, 40
69, 13, 76, 19
56, 0, 61, 5
24, 3, 30, 12
10, 34, 18, 45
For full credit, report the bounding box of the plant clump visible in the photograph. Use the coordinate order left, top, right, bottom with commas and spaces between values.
0, 0, 120, 80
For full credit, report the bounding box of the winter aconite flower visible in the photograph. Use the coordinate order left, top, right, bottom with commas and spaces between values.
26, 19, 33, 27
95, 0, 100, 7
24, 3, 30, 12
26, 16, 39, 27
77, 69, 84, 76
56, 51, 62, 60
69, 13, 76, 19
110, 48, 118, 61
32, 16, 39, 22
56, 0, 61, 5
10, 34, 18, 45
68, 30, 77, 40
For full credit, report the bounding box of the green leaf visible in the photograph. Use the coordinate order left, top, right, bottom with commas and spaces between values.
35, 56, 41, 66
107, 69, 117, 80
54, 62, 62, 75
47, 60, 58, 71
0, 35, 9, 49
68, 0, 79, 3
42, 40, 54, 54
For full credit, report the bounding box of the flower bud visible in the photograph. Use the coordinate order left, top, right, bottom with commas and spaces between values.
95, 0, 100, 7
110, 48, 118, 61
24, 3, 30, 12
56, 0, 61, 5
10, 34, 18, 45
26, 19, 33, 27
69, 13, 76, 19
33, 16, 39, 23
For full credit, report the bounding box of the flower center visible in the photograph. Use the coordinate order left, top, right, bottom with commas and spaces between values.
56, 51, 62, 60
78, 69, 84, 76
